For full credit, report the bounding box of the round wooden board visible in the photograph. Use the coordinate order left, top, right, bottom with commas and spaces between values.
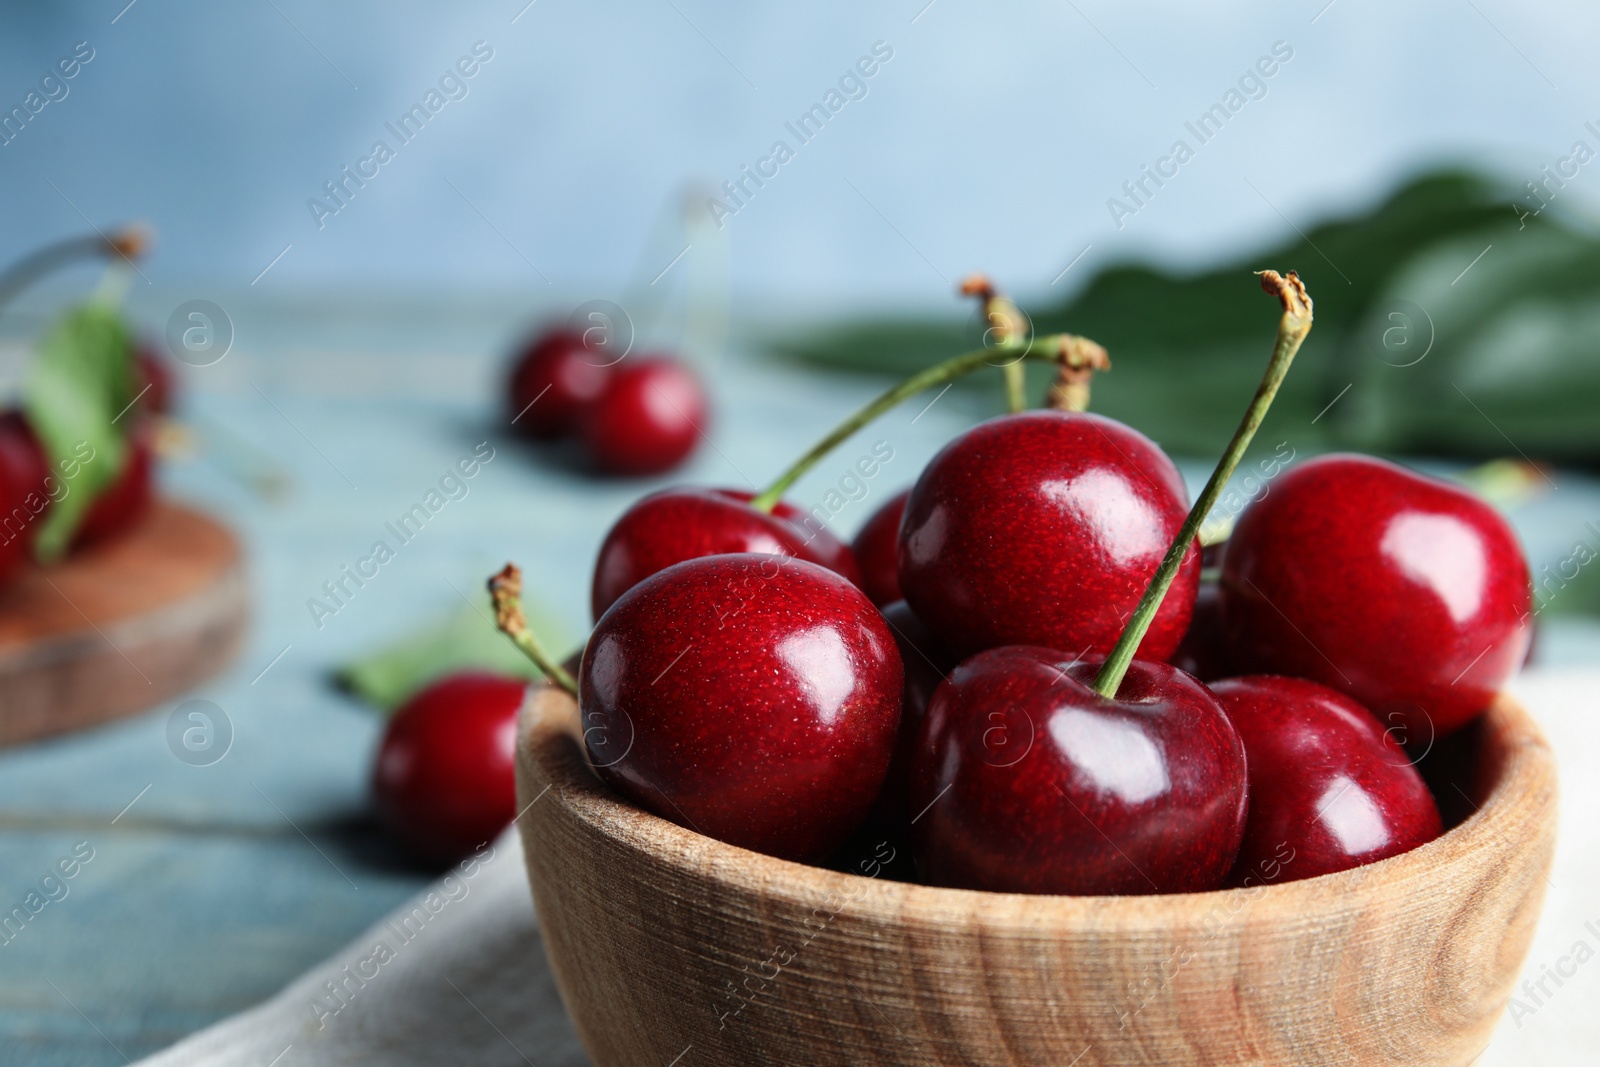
0, 501, 248, 747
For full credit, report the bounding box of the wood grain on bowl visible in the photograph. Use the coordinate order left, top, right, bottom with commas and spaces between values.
0, 501, 248, 746
515, 685, 1556, 1067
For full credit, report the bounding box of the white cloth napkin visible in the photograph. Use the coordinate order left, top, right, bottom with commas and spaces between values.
137, 669, 1600, 1066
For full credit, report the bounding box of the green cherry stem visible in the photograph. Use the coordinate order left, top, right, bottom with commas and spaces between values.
489, 563, 579, 697
1002, 355, 1027, 413
749, 337, 1073, 513
1092, 270, 1314, 699
958, 275, 1028, 414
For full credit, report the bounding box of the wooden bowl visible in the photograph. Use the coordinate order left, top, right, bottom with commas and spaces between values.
515, 685, 1556, 1067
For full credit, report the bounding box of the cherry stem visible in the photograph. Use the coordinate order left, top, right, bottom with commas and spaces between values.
1091, 270, 1314, 699
0, 227, 149, 316
959, 274, 1028, 414
1045, 335, 1111, 414
1003, 359, 1026, 413
750, 337, 1074, 513
489, 563, 579, 697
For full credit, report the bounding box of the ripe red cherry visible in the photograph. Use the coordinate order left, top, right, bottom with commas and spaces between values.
911, 647, 1246, 895
508, 328, 613, 440
0, 411, 49, 557
0, 411, 155, 552
852, 488, 909, 607
590, 486, 859, 619
1220, 454, 1531, 741
581, 553, 901, 862
1210, 675, 1442, 885
578, 356, 706, 476
73, 427, 155, 549
0, 466, 25, 584
372, 672, 527, 865
135, 344, 176, 415
898, 411, 1199, 662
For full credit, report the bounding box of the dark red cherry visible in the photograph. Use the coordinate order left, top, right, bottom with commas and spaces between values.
0, 411, 49, 496
0, 412, 154, 552
0, 463, 25, 585
135, 344, 176, 415
911, 647, 1246, 895
73, 426, 154, 549
871, 600, 955, 828
0, 411, 49, 557
581, 553, 901, 862
1172, 580, 1233, 681
852, 488, 909, 607
590, 486, 859, 620
1221, 454, 1531, 741
1210, 675, 1442, 885
508, 328, 613, 440
578, 356, 706, 476
372, 672, 526, 866
898, 411, 1199, 662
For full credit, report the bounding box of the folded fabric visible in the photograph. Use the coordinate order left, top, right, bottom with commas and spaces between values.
134, 828, 589, 1067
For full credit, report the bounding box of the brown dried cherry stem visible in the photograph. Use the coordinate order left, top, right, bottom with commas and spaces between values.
489, 563, 579, 696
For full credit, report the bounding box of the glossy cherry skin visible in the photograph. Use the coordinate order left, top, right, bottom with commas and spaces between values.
372, 672, 526, 866
581, 553, 902, 862
898, 411, 1199, 662
578, 356, 706, 476
508, 328, 613, 440
1220, 454, 1532, 741
871, 600, 956, 828
852, 488, 910, 607
590, 486, 859, 619
1210, 675, 1442, 885
911, 647, 1247, 895
1172, 580, 1233, 682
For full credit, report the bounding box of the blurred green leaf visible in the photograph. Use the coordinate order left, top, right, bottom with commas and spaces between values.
334, 598, 572, 713
24, 302, 135, 560
770, 169, 1600, 464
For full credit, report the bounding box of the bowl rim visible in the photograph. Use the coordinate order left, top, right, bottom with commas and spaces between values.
518, 684, 1556, 927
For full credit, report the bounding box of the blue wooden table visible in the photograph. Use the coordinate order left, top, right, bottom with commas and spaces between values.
2, 299, 1597, 1065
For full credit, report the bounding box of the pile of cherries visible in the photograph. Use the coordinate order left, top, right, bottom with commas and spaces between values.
393, 274, 1534, 892
508, 326, 708, 477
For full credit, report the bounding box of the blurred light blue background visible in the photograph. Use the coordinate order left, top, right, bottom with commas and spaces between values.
2, 0, 1597, 310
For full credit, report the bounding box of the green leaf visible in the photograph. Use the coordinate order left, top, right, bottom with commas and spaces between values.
769, 168, 1600, 462
333, 598, 573, 713
24, 302, 135, 560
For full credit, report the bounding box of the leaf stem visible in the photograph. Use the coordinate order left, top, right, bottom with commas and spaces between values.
1092, 270, 1314, 699
749, 338, 1069, 513
489, 563, 579, 696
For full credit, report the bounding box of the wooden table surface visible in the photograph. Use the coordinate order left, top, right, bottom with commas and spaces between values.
1, 316, 1597, 1066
